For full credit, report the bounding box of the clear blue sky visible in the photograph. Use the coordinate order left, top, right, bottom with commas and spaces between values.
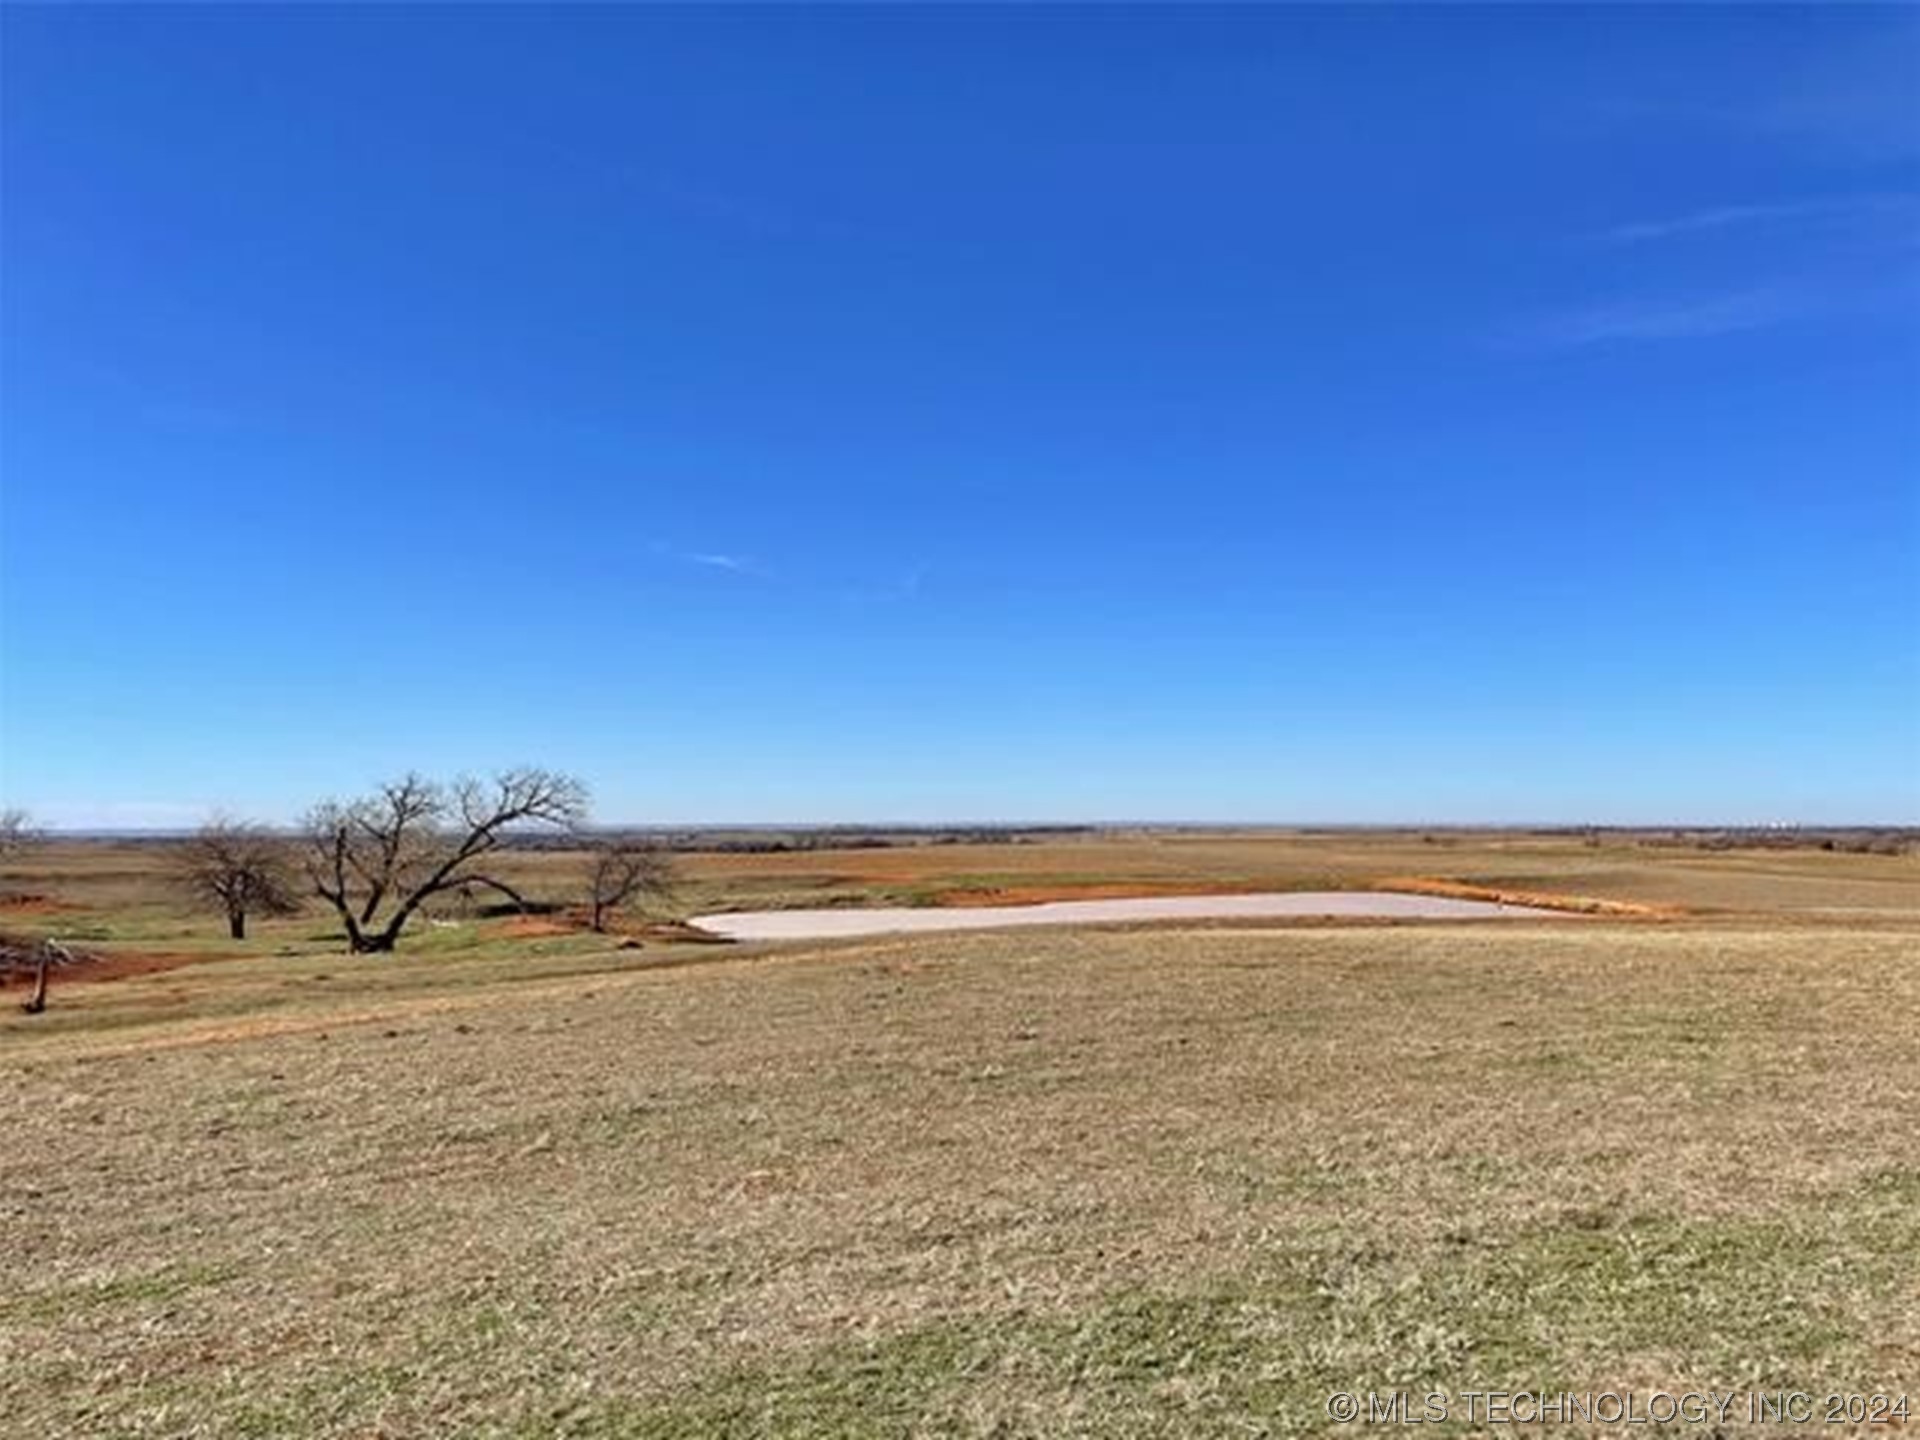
3, 6, 1916, 828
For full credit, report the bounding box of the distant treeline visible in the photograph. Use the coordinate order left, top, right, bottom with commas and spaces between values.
38, 824, 1914, 856
1633, 828, 1915, 856
506, 825, 1104, 854
1420, 827, 1917, 856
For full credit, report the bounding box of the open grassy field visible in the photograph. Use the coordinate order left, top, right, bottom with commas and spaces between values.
2, 834, 1916, 1436
664, 830, 1920, 918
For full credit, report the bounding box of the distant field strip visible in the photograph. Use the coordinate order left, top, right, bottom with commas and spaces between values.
693, 890, 1568, 939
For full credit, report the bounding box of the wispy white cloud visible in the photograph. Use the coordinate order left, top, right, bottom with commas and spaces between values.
648, 542, 930, 596
1598, 194, 1916, 245
648, 540, 765, 577
1534, 288, 1800, 347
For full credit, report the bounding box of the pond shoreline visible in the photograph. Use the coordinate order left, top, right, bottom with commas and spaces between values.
691, 890, 1570, 940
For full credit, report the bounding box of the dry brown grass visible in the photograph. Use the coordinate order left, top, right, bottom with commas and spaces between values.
12, 830, 1916, 940
670, 831, 1918, 919
1, 838, 1916, 1436
1371, 876, 1680, 917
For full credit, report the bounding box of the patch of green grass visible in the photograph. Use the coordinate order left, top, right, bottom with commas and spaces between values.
522, 1199, 1914, 1438
2, 1261, 242, 1322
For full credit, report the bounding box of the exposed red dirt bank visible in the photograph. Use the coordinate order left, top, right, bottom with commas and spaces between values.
1374, 876, 1682, 918
0, 893, 77, 915
1, 934, 218, 988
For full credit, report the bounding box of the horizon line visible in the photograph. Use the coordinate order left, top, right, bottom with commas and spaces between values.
21, 819, 1917, 838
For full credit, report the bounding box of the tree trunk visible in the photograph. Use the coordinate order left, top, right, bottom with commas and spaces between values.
229, 908, 247, 941
354, 930, 397, 954
321, 895, 371, 954
22, 943, 49, 1014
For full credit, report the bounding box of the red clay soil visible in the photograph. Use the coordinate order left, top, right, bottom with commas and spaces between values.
1375, 876, 1681, 918
0, 933, 217, 989
54, 951, 214, 985
494, 916, 579, 939
929, 878, 1682, 916
0, 893, 75, 915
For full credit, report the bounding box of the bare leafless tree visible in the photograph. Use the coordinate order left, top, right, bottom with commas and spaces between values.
173, 818, 302, 940
582, 835, 675, 932
0, 807, 41, 903
302, 769, 587, 953
0, 808, 33, 857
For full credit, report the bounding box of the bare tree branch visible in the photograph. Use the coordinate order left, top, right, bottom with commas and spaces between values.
582, 835, 675, 933
0, 808, 35, 858
173, 818, 302, 941
0, 808, 40, 903
300, 769, 588, 953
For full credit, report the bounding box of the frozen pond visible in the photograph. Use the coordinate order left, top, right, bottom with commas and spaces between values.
692, 890, 1564, 941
